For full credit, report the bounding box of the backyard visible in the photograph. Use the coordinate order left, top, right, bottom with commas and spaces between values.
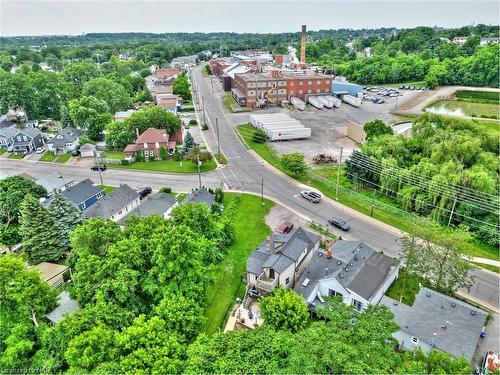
385, 268, 430, 305
200, 193, 273, 335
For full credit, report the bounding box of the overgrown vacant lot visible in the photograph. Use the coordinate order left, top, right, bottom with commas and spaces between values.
201, 193, 273, 335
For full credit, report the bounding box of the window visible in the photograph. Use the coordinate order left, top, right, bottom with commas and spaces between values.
118, 210, 123, 215
155, 142, 160, 148
411, 336, 419, 345
308, 81, 312, 85
144, 150, 149, 157
328, 289, 343, 298
255, 275, 258, 281
299, 81, 303, 86
352, 299, 363, 312
17, 136, 21, 141
143, 143, 148, 148
286, 277, 290, 285
317, 80, 321, 84
290, 90, 295, 95
298, 90, 303, 94
316, 89, 321, 93
326, 80, 330, 84
325, 88, 329, 92
23, 136, 27, 141
81, 202, 86, 210
307, 89, 311, 94
290, 82, 294, 86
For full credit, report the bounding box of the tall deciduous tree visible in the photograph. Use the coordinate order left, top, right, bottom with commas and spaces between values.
364, 119, 394, 141
19, 194, 63, 264
47, 194, 84, 253
260, 287, 309, 332
172, 73, 192, 101
82, 77, 132, 113
68, 95, 112, 141
281, 152, 308, 177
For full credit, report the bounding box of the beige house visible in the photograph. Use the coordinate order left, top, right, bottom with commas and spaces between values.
246, 227, 321, 296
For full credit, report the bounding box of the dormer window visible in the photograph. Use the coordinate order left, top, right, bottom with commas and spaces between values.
144, 143, 148, 148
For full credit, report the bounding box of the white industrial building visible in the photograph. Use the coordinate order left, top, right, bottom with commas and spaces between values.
249, 113, 311, 141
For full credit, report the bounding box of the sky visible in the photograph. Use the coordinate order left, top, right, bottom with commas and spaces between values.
1, 0, 499, 37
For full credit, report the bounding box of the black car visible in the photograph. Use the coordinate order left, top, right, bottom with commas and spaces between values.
329, 217, 350, 231
71, 149, 81, 156
138, 186, 152, 199
300, 190, 321, 203
90, 165, 107, 171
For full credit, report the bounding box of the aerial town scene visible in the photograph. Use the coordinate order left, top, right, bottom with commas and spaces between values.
0, 0, 499, 374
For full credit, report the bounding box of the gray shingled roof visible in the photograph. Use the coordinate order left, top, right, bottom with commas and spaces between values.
246, 227, 320, 275
36, 172, 74, 195
181, 187, 215, 208
117, 193, 177, 225
49, 126, 82, 148
85, 184, 139, 219
45, 178, 103, 207
294, 240, 399, 303
381, 288, 487, 360
0, 126, 17, 139
45, 291, 80, 324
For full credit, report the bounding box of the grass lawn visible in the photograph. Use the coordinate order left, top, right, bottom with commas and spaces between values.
386, 81, 426, 88
102, 185, 116, 194
109, 158, 217, 173
472, 262, 500, 274
176, 193, 187, 202
0, 149, 5, 156
214, 153, 227, 165
236, 124, 499, 261
200, 193, 273, 335
8, 153, 24, 159
386, 269, 430, 306
54, 153, 71, 163
39, 152, 57, 162
223, 92, 251, 113
105, 150, 125, 160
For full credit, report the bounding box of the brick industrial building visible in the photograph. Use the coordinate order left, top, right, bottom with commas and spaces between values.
231, 71, 332, 107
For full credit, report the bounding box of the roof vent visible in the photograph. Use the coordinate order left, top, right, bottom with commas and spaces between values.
451, 303, 456, 308
471, 311, 476, 316
349, 262, 353, 267
354, 256, 359, 261
393, 301, 398, 306
339, 273, 344, 278
441, 324, 447, 329
359, 243, 364, 248
426, 292, 431, 297
337, 260, 341, 265
318, 252, 323, 257
344, 267, 349, 272
302, 278, 310, 287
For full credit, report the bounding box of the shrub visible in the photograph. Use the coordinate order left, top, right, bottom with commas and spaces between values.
189, 119, 198, 125
148, 156, 155, 162
173, 147, 181, 161
281, 152, 307, 177
202, 123, 209, 131
120, 159, 131, 165
159, 187, 172, 193
252, 129, 267, 143
214, 187, 224, 203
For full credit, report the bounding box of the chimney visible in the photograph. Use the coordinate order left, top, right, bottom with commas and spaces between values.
135, 128, 140, 138
300, 25, 307, 64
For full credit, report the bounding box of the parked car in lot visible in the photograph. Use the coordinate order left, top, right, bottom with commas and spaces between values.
137, 186, 152, 199
300, 190, 322, 203
35, 147, 45, 154
90, 165, 107, 171
328, 217, 350, 231
277, 221, 294, 234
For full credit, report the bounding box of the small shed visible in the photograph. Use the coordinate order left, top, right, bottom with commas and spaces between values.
45, 291, 80, 325
79, 143, 96, 158
35, 262, 69, 288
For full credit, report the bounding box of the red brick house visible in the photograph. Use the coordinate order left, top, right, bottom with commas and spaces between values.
124, 127, 183, 160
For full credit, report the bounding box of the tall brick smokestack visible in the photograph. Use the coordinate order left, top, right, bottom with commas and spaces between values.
300, 25, 307, 64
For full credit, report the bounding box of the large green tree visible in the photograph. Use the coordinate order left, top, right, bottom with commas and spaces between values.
172, 73, 192, 101
260, 288, 309, 332
19, 194, 63, 264
47, 194, 85, 253
68, 95, 112, 140
82, 77, 132, 113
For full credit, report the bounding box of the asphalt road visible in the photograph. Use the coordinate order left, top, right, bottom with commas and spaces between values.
0, 68, 497, 313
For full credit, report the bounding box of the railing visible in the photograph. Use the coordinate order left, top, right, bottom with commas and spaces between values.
256, 273, 278, 292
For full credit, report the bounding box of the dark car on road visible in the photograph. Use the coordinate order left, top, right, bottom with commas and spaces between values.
329, 217, 350, 231
71, 149, 80, 156
138, 186, 152, 199
300, 190, 321, 203
277, 221, 294, 234
90, 165, 107, 171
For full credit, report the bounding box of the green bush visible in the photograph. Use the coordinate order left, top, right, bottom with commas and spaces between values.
202, 123, 209, 131
120, 159, 131, 165
189, 119, 198, 125
281, 152, 308, 177
159, 187, 172, 193
252, 129, 267, 143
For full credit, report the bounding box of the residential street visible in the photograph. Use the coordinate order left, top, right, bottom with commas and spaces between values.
0, 66, 497, 314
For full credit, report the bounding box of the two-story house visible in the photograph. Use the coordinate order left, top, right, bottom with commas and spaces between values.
294, 240, 400, 313
246, 227, 321, 296
84, 184, 141, 222
9, 127, 45, 153
0, 127, 17, 149
47, 126, 82, 154
123, 127, 182, 160
45, 178, 104, 211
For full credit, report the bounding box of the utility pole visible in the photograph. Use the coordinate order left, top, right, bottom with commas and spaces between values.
335, 146, 343, 200
94, 151, 104, 188
197, 157, 202, 188
448, 195, 458, 226
370, 189, 376, 217
216, 117, 220, 155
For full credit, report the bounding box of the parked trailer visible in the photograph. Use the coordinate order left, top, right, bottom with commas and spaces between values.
267, 127, 311, 141
290, 96, 306, 111
342, 94, 362, 107
331, 97, 342, 108
308, 96, 324, 109
317, 96, 334, 109
254, 119, 302, 129
249, 113, 290, 128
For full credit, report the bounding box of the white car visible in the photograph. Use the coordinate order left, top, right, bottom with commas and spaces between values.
35, 147, 45, 154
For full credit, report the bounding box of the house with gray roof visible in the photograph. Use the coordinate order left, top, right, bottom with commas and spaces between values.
294, 240, 400, 313
381, 287, 487, 360
117, 192, 178, 226
9, 126, 45, 153
85, 184, 141, 222
181, 187, 215, 208
47, 126, 82, 154
0, 126, 17, 149
45, 178, 104, 211
247, 227, 321, 296
36, 172, 74, 197
45, 291, 80, 325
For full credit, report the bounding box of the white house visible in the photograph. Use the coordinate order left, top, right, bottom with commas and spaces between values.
246, 227, 321, 296
294, 240, 400, 313
480, 37, 500, 46
452, 36, 468, 45
36, 172, 74, 197
47, 126, 82, 154
117, 192, 178, 227
84, 184, 141, 222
